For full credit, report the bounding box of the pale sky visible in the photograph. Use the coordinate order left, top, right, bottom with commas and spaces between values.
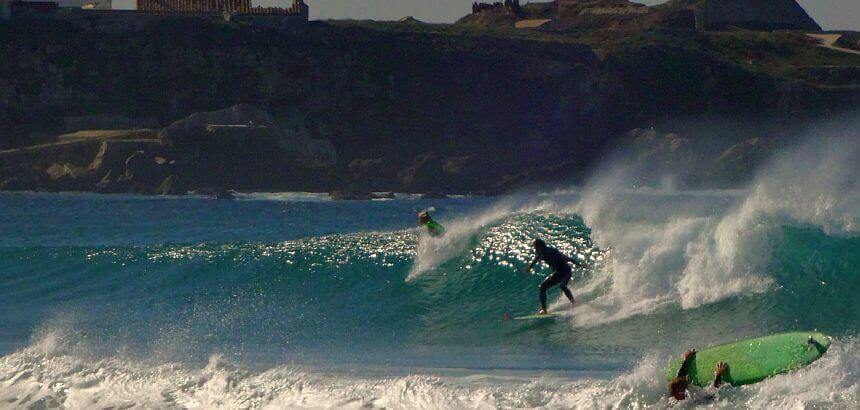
112, 1, 859, 31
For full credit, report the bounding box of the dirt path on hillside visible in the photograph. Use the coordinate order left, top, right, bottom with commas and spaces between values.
806, 33, 860, 56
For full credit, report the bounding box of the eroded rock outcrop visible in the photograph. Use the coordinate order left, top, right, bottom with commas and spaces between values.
0, 137, 170, 193
0, 104, 336, 195
161, 104, 335, 169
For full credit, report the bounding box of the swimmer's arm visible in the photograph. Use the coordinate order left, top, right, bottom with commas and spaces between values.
676, 349, 696, 378
712, 362, 729, 389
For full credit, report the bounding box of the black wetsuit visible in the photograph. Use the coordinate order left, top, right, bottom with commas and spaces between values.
535, 246, 577, 311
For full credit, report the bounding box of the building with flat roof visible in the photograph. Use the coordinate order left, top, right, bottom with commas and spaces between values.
137, 0, 308, 17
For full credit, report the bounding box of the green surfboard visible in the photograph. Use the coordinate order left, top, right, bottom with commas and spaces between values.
667, 332, 831, 387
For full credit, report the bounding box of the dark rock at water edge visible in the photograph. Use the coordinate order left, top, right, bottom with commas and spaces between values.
330, 188, 374, 201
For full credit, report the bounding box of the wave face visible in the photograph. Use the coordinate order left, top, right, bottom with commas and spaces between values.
1, 135, 858, 407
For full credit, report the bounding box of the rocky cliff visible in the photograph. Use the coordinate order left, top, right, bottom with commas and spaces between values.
1, 16, 859, 195
0, 104, 337, 194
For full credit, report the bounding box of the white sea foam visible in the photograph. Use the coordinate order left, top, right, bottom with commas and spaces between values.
547, 126, 860, 327
233, 191, 333, 202
2, 332, 855, 409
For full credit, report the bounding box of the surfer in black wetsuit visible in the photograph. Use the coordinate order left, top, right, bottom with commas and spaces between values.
669, 349, 729, 403
524, 238, 588, 315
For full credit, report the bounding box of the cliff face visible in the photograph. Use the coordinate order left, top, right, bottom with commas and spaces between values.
1, 17, 858, 195
0, 18, 609, 194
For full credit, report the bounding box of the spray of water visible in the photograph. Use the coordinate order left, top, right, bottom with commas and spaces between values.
555, 118, 859, 326
408, 198, 550, 281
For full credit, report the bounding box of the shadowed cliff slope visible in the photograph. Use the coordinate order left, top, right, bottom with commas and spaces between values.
665, 0, 821, 31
